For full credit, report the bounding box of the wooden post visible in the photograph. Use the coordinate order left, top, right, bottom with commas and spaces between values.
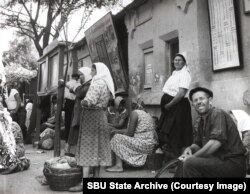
54, 44, 68, 157
53, 84, 65, 157
35, 97, 41, 146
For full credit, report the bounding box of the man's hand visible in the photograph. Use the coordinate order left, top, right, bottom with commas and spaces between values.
178, 147, 192, 161
183, 147, 192, 156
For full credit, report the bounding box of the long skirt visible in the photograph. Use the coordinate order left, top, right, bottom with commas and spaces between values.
75, 107, 112, 167
64, 99, 75, 141
157, 93, 193, 153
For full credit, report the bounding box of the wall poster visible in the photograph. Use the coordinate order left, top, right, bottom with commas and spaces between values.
208, 0, 241, 71
244, 0, 250, 13
85, 12, 128, 93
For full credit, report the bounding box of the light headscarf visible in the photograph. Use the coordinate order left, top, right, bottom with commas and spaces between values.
73, 67, 92, 92
231, 110, 250, 139
91, 62, 115, 98
176, 51, 190, 72
78, 67, 92, 84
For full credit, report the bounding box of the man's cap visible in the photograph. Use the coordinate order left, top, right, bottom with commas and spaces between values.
189, 87, 213, 100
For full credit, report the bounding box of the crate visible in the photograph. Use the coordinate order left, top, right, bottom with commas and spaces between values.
145, 153, 164, 170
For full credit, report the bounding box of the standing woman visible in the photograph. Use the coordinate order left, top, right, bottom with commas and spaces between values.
157, 53, 193, 159
5, 82, 26, 141
65, 67, 92, 156
70, 62, 114, 191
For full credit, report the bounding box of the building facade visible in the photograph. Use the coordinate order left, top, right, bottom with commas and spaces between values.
122, 0, 250, 118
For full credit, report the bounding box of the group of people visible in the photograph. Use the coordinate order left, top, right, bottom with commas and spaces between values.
1, 52, 248, 184
59, 62, 159, 192
155, 53, 249, 178
0, 87, 30, 174
58, 52, 249, 187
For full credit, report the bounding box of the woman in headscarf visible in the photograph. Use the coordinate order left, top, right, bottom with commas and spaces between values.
107, 96, 129, 130
106, 100, 158, 172
0, 103, 30, 174
157, 53, 193, 161
69, 62, 114, 192
64, 67, 92, 156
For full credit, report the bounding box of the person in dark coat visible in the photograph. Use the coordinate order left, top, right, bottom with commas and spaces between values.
64, 67, 92, 156
174, 87, 247, 177
63, 73, 80, 141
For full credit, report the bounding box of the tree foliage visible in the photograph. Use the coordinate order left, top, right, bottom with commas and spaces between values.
2, 37, 38, 83
0, 0, 121, 56
3, 37, 38, 70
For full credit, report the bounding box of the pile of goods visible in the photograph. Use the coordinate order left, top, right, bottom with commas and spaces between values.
43, 156, 82, 191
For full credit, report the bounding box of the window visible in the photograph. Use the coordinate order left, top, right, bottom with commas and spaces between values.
39, 62, 47, 92
166, 38, 179, 73
49, 53, 59, 88
143, 47, 153, 89
78, 55, 92, 69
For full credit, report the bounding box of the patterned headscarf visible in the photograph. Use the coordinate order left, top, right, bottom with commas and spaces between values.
91, 62, 115, 98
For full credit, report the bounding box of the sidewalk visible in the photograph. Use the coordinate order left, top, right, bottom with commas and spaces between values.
0, 142, 173, 194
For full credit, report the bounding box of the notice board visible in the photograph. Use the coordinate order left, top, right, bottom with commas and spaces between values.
208, 0, 241, 71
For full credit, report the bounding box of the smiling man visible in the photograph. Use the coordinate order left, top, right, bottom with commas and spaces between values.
174, 87, 247, 177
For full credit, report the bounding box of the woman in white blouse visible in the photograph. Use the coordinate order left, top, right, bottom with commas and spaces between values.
157, 53, 193, 160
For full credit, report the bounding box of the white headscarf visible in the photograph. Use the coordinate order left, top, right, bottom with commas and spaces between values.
231, 110, 250, 139
72, 67, 92, 92
78, 67, 92, 84
91, 62, 115, 98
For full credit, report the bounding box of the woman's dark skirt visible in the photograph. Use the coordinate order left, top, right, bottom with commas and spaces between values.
157, 93, 193, 155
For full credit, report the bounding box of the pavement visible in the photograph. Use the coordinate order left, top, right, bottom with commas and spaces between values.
0, 141, 173, 194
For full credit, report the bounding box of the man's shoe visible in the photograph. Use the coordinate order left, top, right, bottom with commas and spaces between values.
69, 184, 83, 192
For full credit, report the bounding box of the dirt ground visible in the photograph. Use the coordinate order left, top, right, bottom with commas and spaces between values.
0, 142, 172, 194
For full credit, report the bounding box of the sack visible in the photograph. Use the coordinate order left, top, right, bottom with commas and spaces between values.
39, 138, 53, 150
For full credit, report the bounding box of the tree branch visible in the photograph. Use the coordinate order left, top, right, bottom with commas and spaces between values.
34, 0, 41, 23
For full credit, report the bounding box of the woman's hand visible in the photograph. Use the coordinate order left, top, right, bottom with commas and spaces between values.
81, 100, 88, 108
164, 103, 171, 111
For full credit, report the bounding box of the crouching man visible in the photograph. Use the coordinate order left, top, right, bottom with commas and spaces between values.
174, 87, 247, 177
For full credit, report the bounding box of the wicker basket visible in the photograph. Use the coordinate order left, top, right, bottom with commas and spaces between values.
43, 166, 82, 191
145, 153, 164, 170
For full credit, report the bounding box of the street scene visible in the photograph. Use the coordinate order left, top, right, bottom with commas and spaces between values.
1, 0, 250, 193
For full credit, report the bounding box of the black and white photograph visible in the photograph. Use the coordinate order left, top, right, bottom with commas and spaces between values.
0, 0, 250, 193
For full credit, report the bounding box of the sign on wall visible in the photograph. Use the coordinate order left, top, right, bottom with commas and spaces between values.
244, 0, 250, 13
85, 12, 127, 93
208, 0, 241, 71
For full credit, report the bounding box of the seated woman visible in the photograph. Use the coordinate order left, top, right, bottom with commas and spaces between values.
0, 103, 30, 174
106, 100, 158, 172
107, 96, 129, 130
